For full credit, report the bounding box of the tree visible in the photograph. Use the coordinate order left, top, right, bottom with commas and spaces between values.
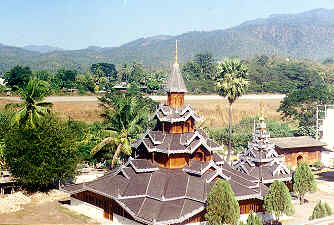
4, 65, 32, 89
278, 84, 334, 136
309, 201, 332, 220
216, 58, 249, 163
91, 85, 157, 167
90, 63, 117, 80
3, 115, 79, 191
56, 68, 77, 89
264, 180, 294, 221
5, 77, 53, 128
194, 53, 216, 80
0, 111, 12, 169
205, 179, 240, 225
246, 210, 263, 225
293, 162, 316, 204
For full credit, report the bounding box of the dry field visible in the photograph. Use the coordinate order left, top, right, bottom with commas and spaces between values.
0, 98, 282, 127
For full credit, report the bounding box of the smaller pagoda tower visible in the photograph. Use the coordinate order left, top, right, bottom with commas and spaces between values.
234, 104, 292, 185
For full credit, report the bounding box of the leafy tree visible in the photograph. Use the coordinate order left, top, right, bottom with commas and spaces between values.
246, 210, 263, 225
205, 179, 240, 225
194, 53, 216, 80
76, 73, 96, 93
90, 63, 117, 79
5, 77, 53, 128
216, 58, 249, 162
278, 85, 334, 136
3, 115, 79, 191
0, 111, 12, 169
4, 65, 32, 89
309, 201, 332, 220
264, 180, 294, 221
91, 85, 157, 167
293, 162, 316, 204
56, 68, 77, 89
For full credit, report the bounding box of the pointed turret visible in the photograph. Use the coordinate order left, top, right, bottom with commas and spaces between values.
166, 40, 187, 107
165, 40, 187, 93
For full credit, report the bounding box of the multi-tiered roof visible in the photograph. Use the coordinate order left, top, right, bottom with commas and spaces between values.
63, 42, 270, 225
234, 115, 292, 183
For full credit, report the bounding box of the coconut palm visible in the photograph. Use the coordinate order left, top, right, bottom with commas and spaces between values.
216, 58, 249, 163
91, 88, 156, 167
5, 77, 53, 128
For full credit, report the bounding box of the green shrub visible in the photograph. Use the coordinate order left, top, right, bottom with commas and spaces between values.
309, 201, 332, 220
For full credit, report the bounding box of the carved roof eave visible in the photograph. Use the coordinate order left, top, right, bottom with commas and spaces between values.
139, 138, 222, 155
151, 110, 202, 123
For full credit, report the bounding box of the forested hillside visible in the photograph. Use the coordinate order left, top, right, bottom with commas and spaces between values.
1, 8, 334, 73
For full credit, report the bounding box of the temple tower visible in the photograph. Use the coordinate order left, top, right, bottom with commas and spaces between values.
133, 40, 221, 168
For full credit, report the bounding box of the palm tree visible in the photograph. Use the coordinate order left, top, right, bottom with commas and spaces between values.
91, 88, 155, 167
216, 58, 249, 163
5, 77, 53, 128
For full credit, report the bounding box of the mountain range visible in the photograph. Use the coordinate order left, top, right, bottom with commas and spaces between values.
1, 8, 334, 73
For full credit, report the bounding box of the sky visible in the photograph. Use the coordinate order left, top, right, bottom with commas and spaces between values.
1, 0, 334, 50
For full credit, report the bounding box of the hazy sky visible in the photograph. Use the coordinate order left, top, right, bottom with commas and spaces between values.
1, 0, 334, 49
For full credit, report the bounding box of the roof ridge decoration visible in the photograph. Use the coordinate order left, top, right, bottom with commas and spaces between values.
165, 40, 188, 93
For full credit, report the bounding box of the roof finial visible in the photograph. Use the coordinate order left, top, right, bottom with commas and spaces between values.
175, 40, 178, 64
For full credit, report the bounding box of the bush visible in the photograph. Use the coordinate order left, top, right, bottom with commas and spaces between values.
264, 180, 294, 221
246, 210, 263, 225
309, 201, 332, 220
4, 115, 80, 191
293, 162, 316, 204
206, 179, 240, 225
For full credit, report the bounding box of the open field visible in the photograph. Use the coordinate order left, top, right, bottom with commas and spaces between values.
0, 96, 283, 127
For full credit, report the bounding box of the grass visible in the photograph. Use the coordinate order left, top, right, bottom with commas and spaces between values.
0, 97, 283, 128
57, 204, 93, 222
186, 98, 282, 128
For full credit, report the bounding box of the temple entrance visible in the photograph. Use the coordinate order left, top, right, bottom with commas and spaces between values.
297, 155, 303, 164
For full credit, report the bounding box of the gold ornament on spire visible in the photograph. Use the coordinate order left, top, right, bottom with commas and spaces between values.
175, 40, 178, 64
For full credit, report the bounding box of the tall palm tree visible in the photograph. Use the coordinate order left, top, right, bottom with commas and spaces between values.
91, 88, 155, 167
5, 77, 53, 128
216, 58, 249, 163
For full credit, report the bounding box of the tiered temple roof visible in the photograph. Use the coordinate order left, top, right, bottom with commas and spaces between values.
64, 157, 266, 225
234, 116, 292, 183
132, 129, 220, 154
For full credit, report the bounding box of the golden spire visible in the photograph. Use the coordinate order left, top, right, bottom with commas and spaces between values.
260, 101, 265, 119
174, 40, 178, 64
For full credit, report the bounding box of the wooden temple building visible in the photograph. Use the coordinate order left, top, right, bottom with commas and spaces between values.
63, 42, 286, 224
270, 136, 327, 167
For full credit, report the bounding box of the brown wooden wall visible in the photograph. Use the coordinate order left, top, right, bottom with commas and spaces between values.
168, 92, 184, 108
153, 152, 190, 168
158, 119, 195, 134
239, 198, 264, 214
71, 191, 135, 222
276, 147, 322, 167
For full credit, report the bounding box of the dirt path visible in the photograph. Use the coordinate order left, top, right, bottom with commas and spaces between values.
0, 94, 285, 103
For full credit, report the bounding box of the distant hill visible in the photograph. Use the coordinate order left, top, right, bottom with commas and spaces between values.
23, 45, 63, 53
1, 8, 334, 73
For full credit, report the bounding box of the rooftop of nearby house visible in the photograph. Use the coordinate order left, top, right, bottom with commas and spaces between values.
270, 136, 327, 149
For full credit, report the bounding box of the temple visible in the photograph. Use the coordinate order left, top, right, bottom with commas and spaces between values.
234, 107, 293, 190
63, 42, 279, 224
